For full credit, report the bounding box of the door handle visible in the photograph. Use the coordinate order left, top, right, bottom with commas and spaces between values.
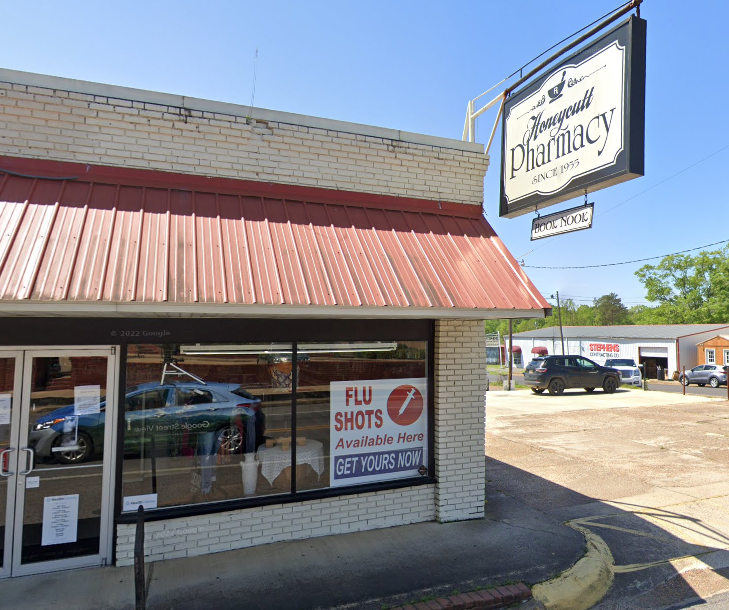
19, 447, 34, 475
0, 447, 14, 477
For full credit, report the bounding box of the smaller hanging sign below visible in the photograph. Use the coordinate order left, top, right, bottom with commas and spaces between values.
74, 385, 101, 416
531, 203, 593, 241
41, 494, 79, 546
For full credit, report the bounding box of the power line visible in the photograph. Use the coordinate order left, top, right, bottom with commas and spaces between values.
596, 143, 729, 216
523, 239, 729, 269
515, 144, 729, 261
503, 3, 627, 83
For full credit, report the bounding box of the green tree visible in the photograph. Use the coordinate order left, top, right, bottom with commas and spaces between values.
593, 293, 629, 325
634, 246, 729, 323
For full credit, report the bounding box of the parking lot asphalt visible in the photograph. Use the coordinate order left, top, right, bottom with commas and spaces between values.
486, 388, 729, 609
486, 385, 718, 421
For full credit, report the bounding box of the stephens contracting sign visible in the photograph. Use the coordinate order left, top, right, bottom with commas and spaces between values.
500, 16, 646, 218
330, 378, 427, 487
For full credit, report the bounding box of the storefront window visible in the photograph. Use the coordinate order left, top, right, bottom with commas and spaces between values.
121, 344, 293, 510
296, 341, 428, 492
121, 340, 429, 512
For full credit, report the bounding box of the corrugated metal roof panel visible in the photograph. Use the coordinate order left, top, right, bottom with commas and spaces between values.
514, 324, 729, 340
0, 173, 550, 315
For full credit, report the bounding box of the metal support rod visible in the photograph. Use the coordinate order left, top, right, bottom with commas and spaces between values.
505, 0, 642, 98
508, 319, 513, 391
682, 366, 686, 396
471, 91, 506, 121
134, 505, 146, 610
485, 95, 506, 155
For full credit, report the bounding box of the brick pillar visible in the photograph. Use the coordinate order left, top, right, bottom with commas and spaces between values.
434, 319, 486, 522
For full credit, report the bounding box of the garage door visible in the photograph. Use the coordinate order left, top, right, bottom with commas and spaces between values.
639, 347, 669, 357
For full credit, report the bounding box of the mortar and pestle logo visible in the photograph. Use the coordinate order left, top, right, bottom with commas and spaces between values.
548, 71, 567, 103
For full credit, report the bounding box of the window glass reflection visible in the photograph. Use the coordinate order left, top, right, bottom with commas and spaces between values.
121, 344, 292, 509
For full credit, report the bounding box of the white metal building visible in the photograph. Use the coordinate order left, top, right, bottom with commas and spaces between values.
509, 324, 729, 378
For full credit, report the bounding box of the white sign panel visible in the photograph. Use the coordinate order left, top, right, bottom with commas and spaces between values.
581, 341, 623, 363
74, 385, 101, 416
330, 378, 427, 487
0, 394, 10, 425
123, 494, 158, 512
500, 17, 646, 218
41, 494, 79, 546
504, 42, 625, 206
531, 203, 593, 240
26, 476, 40, 489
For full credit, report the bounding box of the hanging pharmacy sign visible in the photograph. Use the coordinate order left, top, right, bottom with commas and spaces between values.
500, 16, 646, 218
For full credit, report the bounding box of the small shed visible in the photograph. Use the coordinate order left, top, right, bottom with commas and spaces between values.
696, 335, 729, 366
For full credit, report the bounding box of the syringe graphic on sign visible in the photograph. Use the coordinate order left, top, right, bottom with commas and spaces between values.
387, 385, 424, 426
399, 389, 416, 417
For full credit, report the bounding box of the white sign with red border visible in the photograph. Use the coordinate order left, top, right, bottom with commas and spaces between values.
330, 377, 427, 487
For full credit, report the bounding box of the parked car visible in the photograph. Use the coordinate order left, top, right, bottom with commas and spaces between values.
29, 381, 265, 464
524, 355, 621, 395
678, 364, 728, 388
604, 358, 643, 387
527, 356, 547, 368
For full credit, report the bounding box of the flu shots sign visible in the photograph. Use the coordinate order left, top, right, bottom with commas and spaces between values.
330, 378, 427, 487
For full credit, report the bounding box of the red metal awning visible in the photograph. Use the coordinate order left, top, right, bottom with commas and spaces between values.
511, 346, 522, 353
532, 346, 548, 355
0, 160, 551, 318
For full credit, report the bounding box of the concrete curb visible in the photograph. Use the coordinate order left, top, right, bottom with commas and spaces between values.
390, 582, 532, 609
531, 523, 614, 610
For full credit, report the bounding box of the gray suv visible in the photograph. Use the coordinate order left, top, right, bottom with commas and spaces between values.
679, 364, 728, 388
524, 355, 621, 395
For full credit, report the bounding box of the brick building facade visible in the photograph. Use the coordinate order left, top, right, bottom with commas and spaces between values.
0, 69, 548, 576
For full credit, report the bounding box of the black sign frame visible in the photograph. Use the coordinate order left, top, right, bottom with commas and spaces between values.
499, 15, 646, 218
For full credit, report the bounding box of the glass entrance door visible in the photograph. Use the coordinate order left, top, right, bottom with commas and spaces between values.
0, 352, 22, 579
0, 348, 116, 578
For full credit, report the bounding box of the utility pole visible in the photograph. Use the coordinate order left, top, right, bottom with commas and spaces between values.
508, 319, 513, 391
551, 292, 565, 355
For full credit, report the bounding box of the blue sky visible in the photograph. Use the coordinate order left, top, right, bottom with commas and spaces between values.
3, 0, 726, 312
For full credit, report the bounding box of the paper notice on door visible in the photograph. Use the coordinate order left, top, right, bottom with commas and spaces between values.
26, 476, 40, 489
0, 394, 10, 425
74, 385, 101, 416
41, 494, 79, 546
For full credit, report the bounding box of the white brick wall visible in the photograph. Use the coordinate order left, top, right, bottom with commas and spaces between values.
0, 77, 489, 206
116, 485, 435, 566
433, 319, 487, 521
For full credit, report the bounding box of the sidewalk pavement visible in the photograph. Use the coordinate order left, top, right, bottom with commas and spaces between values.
0, 484, 584, 610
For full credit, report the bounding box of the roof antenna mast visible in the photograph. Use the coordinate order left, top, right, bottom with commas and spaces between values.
246, 47, 259, 124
